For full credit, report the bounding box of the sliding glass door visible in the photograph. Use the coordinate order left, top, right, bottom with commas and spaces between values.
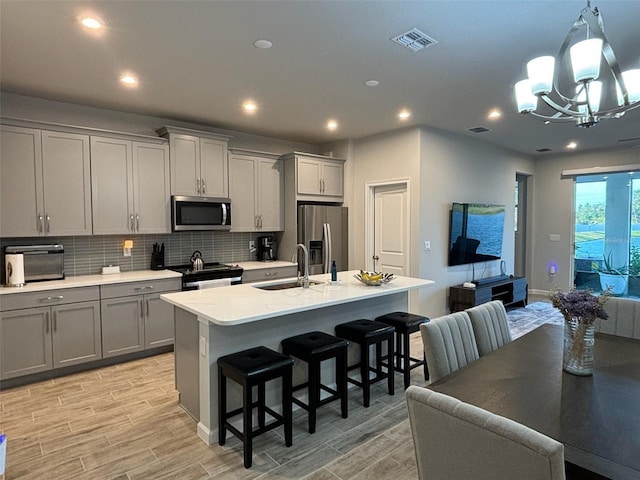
574, 172, 635, 296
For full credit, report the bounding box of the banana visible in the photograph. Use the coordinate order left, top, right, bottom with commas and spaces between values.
369, 273, 383, 281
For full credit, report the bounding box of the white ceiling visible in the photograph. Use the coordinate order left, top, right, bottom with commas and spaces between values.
1, 0, 639, 155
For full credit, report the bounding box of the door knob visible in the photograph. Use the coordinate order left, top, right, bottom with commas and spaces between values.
372, 255, 379, 260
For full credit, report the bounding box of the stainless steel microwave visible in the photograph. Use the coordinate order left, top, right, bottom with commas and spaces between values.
171, 196, 232, 231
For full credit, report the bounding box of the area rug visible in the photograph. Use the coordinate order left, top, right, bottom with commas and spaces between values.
507, 301, 564, 339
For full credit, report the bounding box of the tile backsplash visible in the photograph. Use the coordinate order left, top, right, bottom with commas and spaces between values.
1, 231, 271, 277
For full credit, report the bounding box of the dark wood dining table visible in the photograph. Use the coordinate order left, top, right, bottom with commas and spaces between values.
429, 324, 640, 480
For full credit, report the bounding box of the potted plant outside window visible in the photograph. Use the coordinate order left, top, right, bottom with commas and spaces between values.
597, 252, 628, 295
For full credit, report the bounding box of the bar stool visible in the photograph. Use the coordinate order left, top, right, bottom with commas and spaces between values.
281, 331, 349, 433
375, 311, 430, 389
335, 319, 395, 407
218, 346, 294, 468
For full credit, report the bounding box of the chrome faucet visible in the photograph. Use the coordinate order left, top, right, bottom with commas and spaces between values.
291, 243, 310, 288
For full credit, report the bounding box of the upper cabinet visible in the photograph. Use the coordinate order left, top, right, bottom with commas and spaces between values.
157, 126, 231, 198
282, 152, 345, 202
0, 125, 91, 237
91, 136, 170, 234
229, 150, 284, 232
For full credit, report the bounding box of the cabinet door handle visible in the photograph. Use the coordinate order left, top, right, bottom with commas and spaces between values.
37, 214, 44, 233
38, 295, 64, 303
135, 214, 140, 232
202, 179, 206, 194
134, 285, 154, 291
146, 299, 150, 317
53, 311, 57, 332
196, 178, 201, 194
45, 214, 51, 233
45, 311, 50, 333
139, 299, 144, 319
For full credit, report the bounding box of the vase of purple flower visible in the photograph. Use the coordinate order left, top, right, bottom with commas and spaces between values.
550, 288, 611, 376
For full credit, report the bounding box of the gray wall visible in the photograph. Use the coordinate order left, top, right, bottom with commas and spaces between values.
347, 126, 535, 317
531, 148, 640, 293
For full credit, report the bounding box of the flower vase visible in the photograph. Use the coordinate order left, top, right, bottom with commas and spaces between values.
563, 318, 595, 376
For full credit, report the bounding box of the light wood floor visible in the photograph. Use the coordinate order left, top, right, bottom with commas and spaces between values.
1, 336, 429, 480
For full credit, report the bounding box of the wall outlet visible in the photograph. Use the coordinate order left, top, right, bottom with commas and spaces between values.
424, 240, 431, 251
249, 241, 255, 251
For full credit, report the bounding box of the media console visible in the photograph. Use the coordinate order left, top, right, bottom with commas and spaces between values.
449, 276, 527, 312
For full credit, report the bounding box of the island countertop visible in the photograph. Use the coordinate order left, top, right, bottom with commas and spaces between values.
161, 270, 434, 326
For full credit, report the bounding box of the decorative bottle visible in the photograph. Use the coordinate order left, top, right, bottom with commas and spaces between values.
330, 260, 337, 282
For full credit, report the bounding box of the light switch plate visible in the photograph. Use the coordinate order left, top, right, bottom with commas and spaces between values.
199, 336, 207, 357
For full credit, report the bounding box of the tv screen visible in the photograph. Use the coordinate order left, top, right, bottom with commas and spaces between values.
448, 203, 505, 266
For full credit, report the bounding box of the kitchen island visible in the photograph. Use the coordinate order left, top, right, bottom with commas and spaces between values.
161, 270, 434, 445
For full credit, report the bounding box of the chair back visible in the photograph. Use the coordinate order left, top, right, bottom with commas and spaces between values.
467, 300, 513, 356
405, 386, 566, 480
420, 311, 479, 383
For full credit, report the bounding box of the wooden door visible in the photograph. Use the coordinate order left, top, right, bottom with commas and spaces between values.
257, 158, 283, 231
229, 155, 257, 231
52, 301, 102, 368
0, 125, 43, 237
200, 137, 228, 197
0, 307, 52, 379
41, 130, 92, 235
132, 142, 170, 233
90, 136, 133, 234
170, 134, 200, 196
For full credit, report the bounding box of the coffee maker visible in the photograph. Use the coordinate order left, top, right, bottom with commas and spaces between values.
257, 236, 276, 262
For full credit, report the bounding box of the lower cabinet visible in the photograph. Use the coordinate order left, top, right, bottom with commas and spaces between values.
100, 278, 180, 358
0, 287, 101, 380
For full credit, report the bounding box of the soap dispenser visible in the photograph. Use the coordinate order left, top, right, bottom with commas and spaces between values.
330, 260, 337, 282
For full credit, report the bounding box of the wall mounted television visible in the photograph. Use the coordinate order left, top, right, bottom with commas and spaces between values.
448, 202, 505, 266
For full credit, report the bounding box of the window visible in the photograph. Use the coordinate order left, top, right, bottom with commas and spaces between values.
574, 172, 635, 295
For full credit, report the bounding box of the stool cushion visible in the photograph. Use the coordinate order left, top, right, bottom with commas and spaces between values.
218, 346, 293, 380
335, 319, 395, 343
282, 331, 348, 360
376, 312, 429, 331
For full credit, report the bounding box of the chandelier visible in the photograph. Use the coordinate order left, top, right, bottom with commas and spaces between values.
514, 1, 640, 128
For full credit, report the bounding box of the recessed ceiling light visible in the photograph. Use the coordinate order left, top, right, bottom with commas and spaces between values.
566, 141, 578, 149
398, 110, 411, 120
79, 16, 104, 30
365, 80, 379, 87
326, 120, 338, 131
242, 101, 258, 113
488, 109, 502, 120
119, 73, 138, 87
254, 39, 273, 49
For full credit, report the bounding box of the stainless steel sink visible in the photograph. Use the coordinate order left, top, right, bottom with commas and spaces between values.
253, 280, 324, 291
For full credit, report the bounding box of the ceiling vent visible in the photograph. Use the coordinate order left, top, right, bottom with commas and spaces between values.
391, 28, 437, 52
536, 148, 553, 152
467, 126, 490, 134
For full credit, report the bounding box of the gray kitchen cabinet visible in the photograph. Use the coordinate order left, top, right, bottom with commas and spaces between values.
0, 126, 92, 237
91, 136, 170, 234
157, 126, 231, 197
241, 265, 298, 283
100, 296, 145, 357
229, 150, 283, 232
295, 154, 344, 200
0, 286, 101, 380
100, 278, 180, 357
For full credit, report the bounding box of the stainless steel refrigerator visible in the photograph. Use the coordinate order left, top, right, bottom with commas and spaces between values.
297, 205, 348, 275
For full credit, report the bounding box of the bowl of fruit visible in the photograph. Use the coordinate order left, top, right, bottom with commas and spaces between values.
353, 270, 396, 286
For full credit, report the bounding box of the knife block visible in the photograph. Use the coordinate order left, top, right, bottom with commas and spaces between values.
150, 251, 165, 270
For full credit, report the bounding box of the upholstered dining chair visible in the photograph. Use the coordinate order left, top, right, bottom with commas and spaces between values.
406, 386, 566, 480
419, 311, 479, 384
466, 300, 513, 357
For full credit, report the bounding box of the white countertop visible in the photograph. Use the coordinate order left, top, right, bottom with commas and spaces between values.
161, 270, 434, 326
0, 269, 182, 294
235, 261, 297, 270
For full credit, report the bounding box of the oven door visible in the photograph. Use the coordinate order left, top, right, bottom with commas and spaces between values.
172, 195, 231, 231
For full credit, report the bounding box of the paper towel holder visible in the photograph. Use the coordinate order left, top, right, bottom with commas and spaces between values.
5, 253, 25, 287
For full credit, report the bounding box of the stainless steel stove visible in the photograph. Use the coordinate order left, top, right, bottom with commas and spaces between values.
168, 262, 243, 290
